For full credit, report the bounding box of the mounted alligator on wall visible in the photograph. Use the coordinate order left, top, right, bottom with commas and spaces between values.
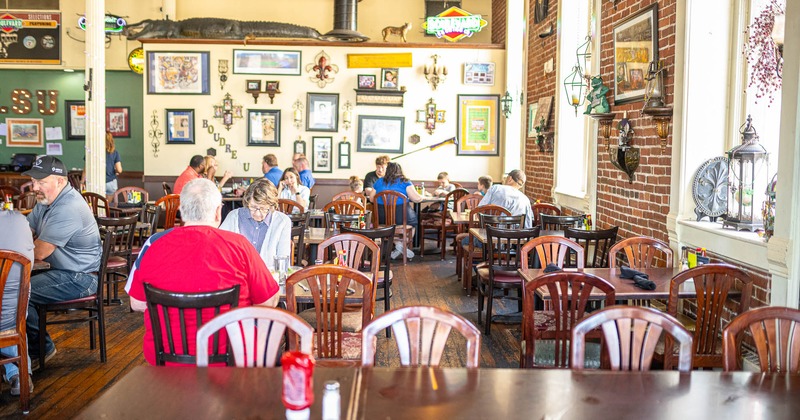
124, 18, 323, 41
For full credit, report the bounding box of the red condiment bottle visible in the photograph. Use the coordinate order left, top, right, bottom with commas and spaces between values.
282, 351, 315, 418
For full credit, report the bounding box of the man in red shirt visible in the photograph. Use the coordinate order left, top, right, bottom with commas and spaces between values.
173, 155, 205, 194
125, 178, 279, 365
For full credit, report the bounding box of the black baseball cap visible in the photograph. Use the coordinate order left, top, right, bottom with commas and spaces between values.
23, 155, 67, 179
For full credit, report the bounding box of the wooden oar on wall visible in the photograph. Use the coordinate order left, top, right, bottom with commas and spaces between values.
391, 137, 457, 160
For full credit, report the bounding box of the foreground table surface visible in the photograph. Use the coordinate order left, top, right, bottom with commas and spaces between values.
79, 366, 800, 419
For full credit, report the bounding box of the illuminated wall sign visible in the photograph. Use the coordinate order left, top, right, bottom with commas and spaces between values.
78, 15, 126, 33
0, 11, 61, 65
422, 6, 487, 42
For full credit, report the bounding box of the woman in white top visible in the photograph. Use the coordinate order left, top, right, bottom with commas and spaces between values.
277, 167, 310, 211
219, 178, 292, 269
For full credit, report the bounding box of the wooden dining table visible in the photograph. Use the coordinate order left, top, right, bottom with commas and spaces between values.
518, 267, 689, 301
77, 366, 800, 419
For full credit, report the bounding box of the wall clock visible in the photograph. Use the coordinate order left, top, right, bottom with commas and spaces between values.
128, 47, 144, 74
692, 156, 728, 222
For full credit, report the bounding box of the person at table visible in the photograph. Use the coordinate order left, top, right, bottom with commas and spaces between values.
202, 155, 233, 189
433, 172, 456, 197
262, 153, 282, 187
477, 175, 493, 196
23, 156, 102, 366
0, 210, 34, 395
277, 167, 310, 211
105, 131, 123, 201
479, 169, 535, 228
292, 155, 315, 189
125, 178, 279, 366
368, 162, 423, 259
348, 176, 365, 205
363, 155, 389, 197
173, 154, 205, 194
220, 178, 292, 270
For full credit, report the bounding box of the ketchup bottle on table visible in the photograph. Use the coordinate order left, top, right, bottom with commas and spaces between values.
282, 351, 315, 419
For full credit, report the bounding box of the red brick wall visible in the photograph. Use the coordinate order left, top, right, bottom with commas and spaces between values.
491, 0, 506, 45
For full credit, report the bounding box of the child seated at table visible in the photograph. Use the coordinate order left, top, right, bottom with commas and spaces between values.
477, 175, 493, 196
433, 172, 456, 197
349, 176, 365, 205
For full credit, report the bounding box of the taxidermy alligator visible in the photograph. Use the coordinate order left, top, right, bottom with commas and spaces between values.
124, 18, 322, 41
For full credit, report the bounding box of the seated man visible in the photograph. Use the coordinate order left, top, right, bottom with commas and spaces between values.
173, 155, 205, 194
479, 169, 535, 228
363, 155, 389, 198
292, 155, 315, 190
125, 178, 279, 365
262, 153, 283, 187
24, 156, 102, 366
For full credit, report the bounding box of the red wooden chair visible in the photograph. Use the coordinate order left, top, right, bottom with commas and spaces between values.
278, 198, 305, 214
0, 251, 32, 412
722, 306, 800, 373
608, 236, 673, 269
154, 194, 180, 229
532, 202, 561, 226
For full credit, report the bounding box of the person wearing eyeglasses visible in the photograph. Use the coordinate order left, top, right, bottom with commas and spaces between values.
219, 178, 292, 270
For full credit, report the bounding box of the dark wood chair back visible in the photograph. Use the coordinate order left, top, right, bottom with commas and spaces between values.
467, 204, 510, 228
308, 194, 318, 210
154, 194, 180, 229
520, 236, 585, 269
19, 181, 33, 193
161, 182, 172, 196
373, 190, 411, 264
361, 305, 481, 368
68, 170, 84, 191
0, 250, 32, 411
143, 283, 240, 366
451, 182, 463, 188
325, 212, 361, 232
455, 193, 483, 212
609, 236, 673, 269
14, 191, 37, 211
83, 191, 111, 217
444, 188, 469, 210
290, 225, 307, 267
723, 306, 800, 373
480, 214, 527, 229
288, 211, 310, 228
572, 306, 694, 372
522, 271, 615, 368
112, 186, 149, 207
485, 225, 542, 272
137, 204, 162, 246
540, 214, 584, 231
317, 233, 380, 314
532, 202, 561, 226
564, 226, 619, 268
323, 199, 366, 215
278, 198, 305, 214
342, 226, 396, 323
332, 191, 367, 204
98, 215, 139, 304
0, 185, 20, 198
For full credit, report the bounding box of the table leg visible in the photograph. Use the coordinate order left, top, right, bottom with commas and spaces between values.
413, 202, 421, 250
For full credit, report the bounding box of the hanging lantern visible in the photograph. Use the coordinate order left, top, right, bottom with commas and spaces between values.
500, 90, 513, 119
576, 35, 592, 77
563, 65, 585, 116
723, 115, 769, 232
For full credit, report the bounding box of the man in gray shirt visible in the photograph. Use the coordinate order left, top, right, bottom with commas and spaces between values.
478, 169, 535, 228
23, 156, 102, 365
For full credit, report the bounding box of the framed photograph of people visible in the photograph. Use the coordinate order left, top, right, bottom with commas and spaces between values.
166, 109, 195, 144
358, 74, 376, 90
6, 118, 43, 147
380, 68, 399, 90
312, 136, 333, 173
294, 139, 306, 156
356, 115, 404, 154
338, 141, 351, 169
232, 50, 302, 75
147, 51, 210, 95
306, 92, 338, 132
106, 106, 130, 138
246, 80, 261, 93
456, 94, 500, 156
65, 100, 86, 140
247, 109, 280, 146
613, 3, 658, 104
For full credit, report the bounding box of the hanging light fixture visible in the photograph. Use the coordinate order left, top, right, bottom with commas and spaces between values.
501, 91, 514, 118
563, 65, 585, 115
576, 35, 592, 77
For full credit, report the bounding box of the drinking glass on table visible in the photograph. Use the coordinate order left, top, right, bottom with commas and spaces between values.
274, 255, 290, 286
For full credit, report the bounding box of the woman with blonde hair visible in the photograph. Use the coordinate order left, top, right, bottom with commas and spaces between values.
202, 155, 233, 189
105, 131, 122, 199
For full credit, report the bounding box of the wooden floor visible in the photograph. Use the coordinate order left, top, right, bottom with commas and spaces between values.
0, 253, 524, 418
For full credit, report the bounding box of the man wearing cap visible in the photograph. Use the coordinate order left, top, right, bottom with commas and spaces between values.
262, 154, 282, 187
23, 155, 102, 366
478, 169, 535, 228
173, 155, 205, 194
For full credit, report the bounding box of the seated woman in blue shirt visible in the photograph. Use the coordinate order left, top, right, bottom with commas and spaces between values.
368, 162, 423, 259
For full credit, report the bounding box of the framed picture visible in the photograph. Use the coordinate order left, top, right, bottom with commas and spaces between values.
65, 100, 86, 140
265, 81, 280, 91
464, 62, 496, 86
456, 94, 500, 156
436, 110, 446, 123
248, 109, 280, 146
311, 136, 333, 173
294, 139, 306, 156
106, 106, 130, 138
380, 68, 399, 90
233, 49, 302, 75
415, 110, 426, 123
526, 102, 540, 137
338, 141, 351, 169
166, 109, 195, 144
6, 118, 43, 148
535, 96, 553, 129
613, 4, 658, 104
357, 115, 405, 154
306, 92, 339, 132
358, 74, 376, 90
147, 51, 210, 95
246, 80, 261, 92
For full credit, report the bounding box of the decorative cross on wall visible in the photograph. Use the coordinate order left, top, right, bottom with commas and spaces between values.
416, 98, 445, 135
213, 93, 243, 131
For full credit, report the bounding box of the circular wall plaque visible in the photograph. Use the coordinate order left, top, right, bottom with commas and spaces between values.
692, 156, 729, 221
127, 47, 144, 74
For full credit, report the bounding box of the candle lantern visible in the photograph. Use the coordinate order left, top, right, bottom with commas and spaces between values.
563, 65, 585, 116
500, 91, 514, 119
723, 115, 769, 232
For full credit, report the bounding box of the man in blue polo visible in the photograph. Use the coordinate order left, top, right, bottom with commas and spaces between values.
262, 153, 282, 187
23, 155, 102, 367
292, 154, 315, 189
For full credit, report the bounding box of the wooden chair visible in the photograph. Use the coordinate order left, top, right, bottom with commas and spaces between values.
571, 306, 694, 373
532, 202, 561, 226
317, 233, 379, 305
332, 191, 367, 204
324, 212, 361, 232
134, 203, 161, 251
278, 198, 305, 214
0, 185, 20, 198
361, 306, 481, 368
478, 213, 526, 229
83, 191, 119, 217
0, 251, 32, 412
658, 264, 753, 370
308, 194, 318, 210
154, 194, 180, 229
520, 236, 585, 269
722, 306, 800, 373
564, 226, 619, 268
285, 266, 374, 362
288, 211, 310, 227
540, 214, 584, 231
196, 307, 314, 367
14, 191, 37, 211
457, 204, 510, 291
455, 193, 483, 212
290, 224, 307, 267
161, 182, 172, 196
609, 236, 673, 269
19, 181, 33, 193
68, 170, 84, 191
143, 283, 240, 366
420, 188, 469, 260
451, 182, 463, 189
323, 199, 366, 215
521, 271, 615, 368
373, 190, 413, 265
476, 225, 541, 335
98, 215, 139, 305
111, 186, 149, 208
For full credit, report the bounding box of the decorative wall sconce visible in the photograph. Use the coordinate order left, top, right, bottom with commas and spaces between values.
423, 54, 447, 90
641, 59, 673, 153
218, 59, 229, 90
609, 112, 639, 183
501, 91, 514, 118
723, 115, 769, 232
589, 112, 615, 152
292, 100, 304, 130
306, 50, 339, 88
148, 110, 163, 158
341, 101, 353, 130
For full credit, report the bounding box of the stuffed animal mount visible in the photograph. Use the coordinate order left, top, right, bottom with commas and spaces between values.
382, 23, 411, 43
124, 18, 323, 41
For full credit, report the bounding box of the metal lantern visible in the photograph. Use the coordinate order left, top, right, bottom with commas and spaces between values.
643, 59, 666, 109
723, 115, 769, 231
501, 91, 513, 119
576, 35, 592, 76
563, 65, 585, 116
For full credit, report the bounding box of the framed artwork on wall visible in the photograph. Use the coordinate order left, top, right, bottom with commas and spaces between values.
6, 118, 43, 148
463, 62, 495, 86
306, 92, 339, 132
147, 51, 210, 95
338, 141, 351, 169
358, 74, 376, 89
233, 49, 302, 75
456, 94, 500, 156
247, 109, 280, 146
356, 115, 404, 154
613, 4, 658, 104
65, 100, 85, 140
312, 136, 333, 173
535, 96, 553, 130
380, 68, 399, 90
165, 109, 195, 144
106, 106, 130, 138
294, 139, 306, 156
526, 102, 540, 138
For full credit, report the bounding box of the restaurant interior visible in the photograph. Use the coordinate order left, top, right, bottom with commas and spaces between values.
1, 0, 800, 417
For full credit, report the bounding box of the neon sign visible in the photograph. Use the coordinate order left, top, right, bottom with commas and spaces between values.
78, 15, 126, 33
422, 6, 487, 42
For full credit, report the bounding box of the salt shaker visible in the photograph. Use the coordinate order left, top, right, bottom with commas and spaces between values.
322, 380, 340, 420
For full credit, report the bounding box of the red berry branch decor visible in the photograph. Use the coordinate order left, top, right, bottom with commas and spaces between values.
744, 0, 785, 105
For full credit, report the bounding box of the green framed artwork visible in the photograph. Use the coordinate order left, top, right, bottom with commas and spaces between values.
456, 94, 500, 156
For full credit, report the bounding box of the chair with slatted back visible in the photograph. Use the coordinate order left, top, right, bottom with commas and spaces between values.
609, 236, 673, 269
112, 186, 149, 209
134, 204, 161, 252
520, 236, 585, 270
373, 190, 413, 265
290, 225, 307, 267
532, 202, 561, 226
323, 199, 366, 215
14, 191, 37, 212
83, 191, 115, 217
657, 264, 753, 370
362, 305, 481, 368
325, 212, 361, 233
144, 283, 240, 366
155, 194, 180, 229
196, 307, 314, 367
458, 205, 511, 293
564, 226, 619, 268
285, 266, 374, 363
540, 214, 584, 231
420, 188, 469, 260
98, 215, 139, 305
455, 193, 483, 213
332, 191, 367, 205
316, 233, 379, 309
161, 182, 172, 196
68, 170, 84, 191
278, 198, 305, 214
308, 194, 318, 210
288, 211, 310, 227
521, 271, 615, 368
477, 225, 541, 335
0, 251, 32, 412
450, 182, 463, 189
572, 306, 693, 372
19, 181, 33, 193
722, 306, 800, 373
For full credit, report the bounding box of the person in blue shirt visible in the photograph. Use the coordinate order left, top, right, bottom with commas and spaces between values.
262, 154, 283, 187
105, 132, 122, 200
368, 162, 423, 259
292, 155, 315, 189
477, 175, 493, 196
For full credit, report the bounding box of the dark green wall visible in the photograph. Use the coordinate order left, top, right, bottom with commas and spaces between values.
0, 69, 143, 171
